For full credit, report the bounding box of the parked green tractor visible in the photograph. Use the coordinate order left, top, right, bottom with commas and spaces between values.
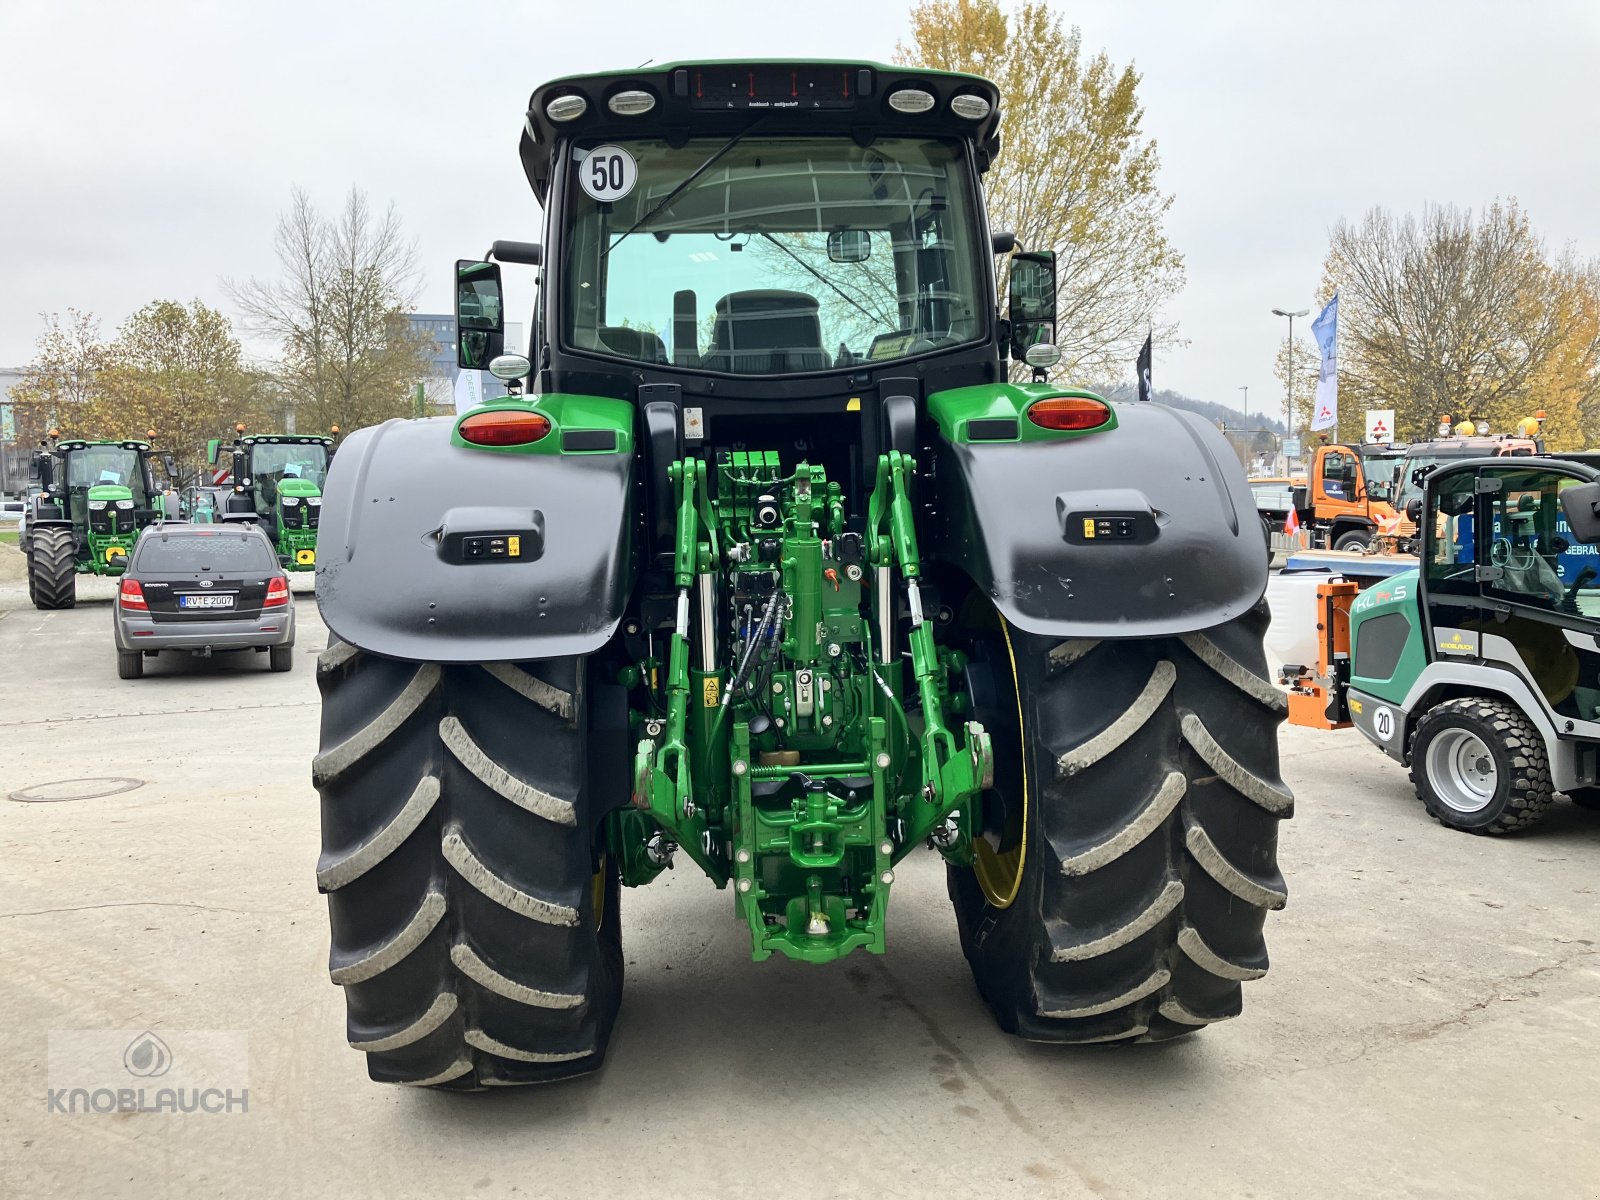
22, 434, 177, 609
311, 60, 1290, 1088
206, 428, 335, 570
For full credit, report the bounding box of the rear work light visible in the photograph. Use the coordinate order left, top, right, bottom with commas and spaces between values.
950, 93, 991, 120
545, 94, 587, 122
458, 409, 552, 447
608, 89, 656, 115
119, 578, 148, 611
887, 87, 936, 114
263, 577, 290, 609
1026, 397, 1113, 432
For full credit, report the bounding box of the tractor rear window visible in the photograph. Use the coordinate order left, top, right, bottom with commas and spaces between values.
564, 135, 988, 377
135, 533, 276, 572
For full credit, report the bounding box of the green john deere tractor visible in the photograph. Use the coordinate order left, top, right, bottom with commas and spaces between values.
206, 428, 335, 570
23, 435, 177, 609
311, 60, 1291, 1088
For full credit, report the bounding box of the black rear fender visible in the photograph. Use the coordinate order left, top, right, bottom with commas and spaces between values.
925, 403, 1266, 638
315, 417, 634, 663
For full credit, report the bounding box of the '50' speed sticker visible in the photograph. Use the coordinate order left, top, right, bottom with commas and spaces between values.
579, 145, 637, 202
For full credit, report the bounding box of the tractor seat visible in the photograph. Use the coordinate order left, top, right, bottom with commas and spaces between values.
598, 325, 668, 364
701, 290, 830, 375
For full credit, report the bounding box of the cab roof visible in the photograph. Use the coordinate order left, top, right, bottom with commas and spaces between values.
520, 59, 1003, 202
238, 434, 333, 447
56, 439, 151, 452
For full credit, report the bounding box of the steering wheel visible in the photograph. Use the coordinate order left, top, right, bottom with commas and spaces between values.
1491, 538, 1535, 571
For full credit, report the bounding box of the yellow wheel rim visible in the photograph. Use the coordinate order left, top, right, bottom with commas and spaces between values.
592, 856, 608, 931
973, 616, 1027, 908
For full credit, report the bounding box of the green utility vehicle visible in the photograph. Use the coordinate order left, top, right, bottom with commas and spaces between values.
311, 61, 1290, 1088
22, 435, 177, 609
207, 429, 335, 570
1291, 454, 1600, 832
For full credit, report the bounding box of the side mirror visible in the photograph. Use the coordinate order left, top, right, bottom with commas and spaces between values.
1406, 498, 1423, 524
206, 438, 222, 466
826, 230, 871, 263
1008, 251, 1057, 361
1560, 482, 1600, 544
1368, 480, 1392, 502
456, 259, 506, 370
161, 453, 178, 480
29, 457, 41, 482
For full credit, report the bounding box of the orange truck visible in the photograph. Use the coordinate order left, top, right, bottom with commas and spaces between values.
1267, 442, 1408, 552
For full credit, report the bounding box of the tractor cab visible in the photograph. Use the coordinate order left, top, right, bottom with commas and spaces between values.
446, 62, 1067, 478
208, 432, 334, 570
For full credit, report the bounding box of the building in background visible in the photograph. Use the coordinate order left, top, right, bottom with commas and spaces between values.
0, 366, 29, 497
406, 314, 524, 415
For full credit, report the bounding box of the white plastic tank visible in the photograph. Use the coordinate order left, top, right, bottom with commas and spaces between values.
1263, 570, 1340, 671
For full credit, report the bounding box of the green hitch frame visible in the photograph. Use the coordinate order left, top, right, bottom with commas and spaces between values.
624, 450, 994, 964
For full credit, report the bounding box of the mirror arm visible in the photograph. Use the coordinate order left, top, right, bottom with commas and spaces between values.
487, 240, 542, 266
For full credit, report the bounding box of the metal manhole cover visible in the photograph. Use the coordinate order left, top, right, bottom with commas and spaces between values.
9, 777, 147, 803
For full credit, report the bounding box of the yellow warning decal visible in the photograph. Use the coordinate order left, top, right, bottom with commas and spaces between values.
507, 535, 521, 558
1349, 699, 1363, 715
702, 677, 720, 707
296, 549, 316, 565
1082, 518, 1096, 538
846, 397, 861, 412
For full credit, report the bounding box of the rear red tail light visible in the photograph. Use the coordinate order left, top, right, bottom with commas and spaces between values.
458, 409, 551, 446
119, 578, 148, 611
264, 577, 290, 608
1026, 397, 1113, 432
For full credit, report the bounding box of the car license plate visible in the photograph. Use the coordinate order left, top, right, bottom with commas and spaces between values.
179, 594, 234, 609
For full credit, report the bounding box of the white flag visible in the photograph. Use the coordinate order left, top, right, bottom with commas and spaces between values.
1309, 294, 1338, 432
452, 368, 483, 415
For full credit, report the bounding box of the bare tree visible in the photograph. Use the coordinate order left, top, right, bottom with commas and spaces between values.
228, 187, 431, 432
1318, 200, 1600, 447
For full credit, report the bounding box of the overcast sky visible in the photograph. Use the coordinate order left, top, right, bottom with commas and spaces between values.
3, 0, 1598, 418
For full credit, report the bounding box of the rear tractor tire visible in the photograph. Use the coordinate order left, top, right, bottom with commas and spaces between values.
949, 599, 1291, 1043
29, 526, 77, 610
313, 643, 622, 1088
1409, 698, 1552, 834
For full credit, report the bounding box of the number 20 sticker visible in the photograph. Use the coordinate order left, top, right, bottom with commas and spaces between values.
1373, 706, 1395, 742
580, 145, 637, 202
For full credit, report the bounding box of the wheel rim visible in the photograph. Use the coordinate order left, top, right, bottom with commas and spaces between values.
972, 616, 1028, 908
1425, 728, 1498, 813
591, 855, 608, 931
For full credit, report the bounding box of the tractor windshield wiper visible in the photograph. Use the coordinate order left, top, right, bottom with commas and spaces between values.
603, 121, 768, 258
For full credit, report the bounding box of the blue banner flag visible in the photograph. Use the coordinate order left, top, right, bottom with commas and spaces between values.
1309, 294, 1339, 431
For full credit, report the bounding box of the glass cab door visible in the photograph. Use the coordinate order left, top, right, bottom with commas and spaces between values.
1422, 462, 1600, 719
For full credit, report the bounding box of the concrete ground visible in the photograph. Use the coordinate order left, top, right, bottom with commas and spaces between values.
0, 571, 1596, 1200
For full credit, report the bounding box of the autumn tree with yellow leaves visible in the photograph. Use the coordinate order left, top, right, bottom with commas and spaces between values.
897, 0, 1183, 379
8, 301, 272, 481
1308, 200, 1600, 449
